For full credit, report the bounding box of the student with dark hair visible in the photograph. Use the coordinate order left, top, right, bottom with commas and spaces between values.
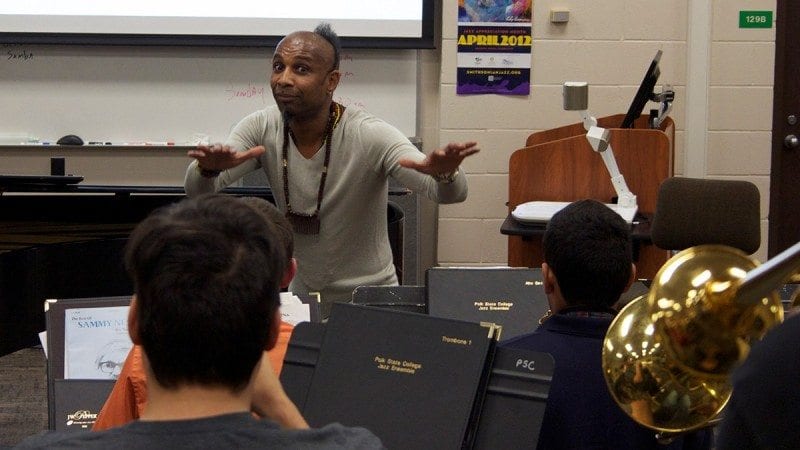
92, 196, 301, 431
17, 195, 382, 449
500, 199, 711, 449
184, 23, 479, 316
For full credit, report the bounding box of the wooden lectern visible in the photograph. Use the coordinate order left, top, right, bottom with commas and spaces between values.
504, 114, 674, 279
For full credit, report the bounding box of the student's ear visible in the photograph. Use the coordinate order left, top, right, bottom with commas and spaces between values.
127, 295, 142, 345
280, 258, 297, 290
541, 262, 567, 313
265, 309, 281, 351
542, 263, 556, 295
622, 263, 638, 293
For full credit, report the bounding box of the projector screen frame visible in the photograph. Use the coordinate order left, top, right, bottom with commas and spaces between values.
0, 1, 435, 49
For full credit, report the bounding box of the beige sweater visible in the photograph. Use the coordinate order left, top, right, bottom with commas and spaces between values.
185, 106, 468, 313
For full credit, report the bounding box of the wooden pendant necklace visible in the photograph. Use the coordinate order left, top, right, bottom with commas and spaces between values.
281, 102, 343, 235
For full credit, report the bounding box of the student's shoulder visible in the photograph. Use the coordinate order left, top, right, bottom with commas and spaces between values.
279, 423, 385, 449
318, 422, 385, 448
14, 429, 114, 449
498, 330, 541, 349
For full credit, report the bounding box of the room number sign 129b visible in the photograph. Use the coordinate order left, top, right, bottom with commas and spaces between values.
739, 11, 773, 29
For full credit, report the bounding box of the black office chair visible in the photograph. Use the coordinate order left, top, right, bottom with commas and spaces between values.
650, 177, 761, 255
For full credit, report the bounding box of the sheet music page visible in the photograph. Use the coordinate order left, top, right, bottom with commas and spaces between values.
64, 306, 132, 379
279, 292, 310, 326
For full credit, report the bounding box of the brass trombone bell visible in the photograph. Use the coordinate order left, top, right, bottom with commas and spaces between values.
649, 246, 783, 378
603, 245, 784, 433
603, 296, 731, 432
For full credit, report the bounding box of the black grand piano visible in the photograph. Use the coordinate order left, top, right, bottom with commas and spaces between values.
0, 178, 406, 357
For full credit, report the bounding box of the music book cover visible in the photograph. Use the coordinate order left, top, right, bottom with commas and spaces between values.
64, 305, 131, 379
302, 303, 499, 450
426, 267, 548, 341
53, 379, 115, 432
45, 296, 132, 430
472, 347, 555, 449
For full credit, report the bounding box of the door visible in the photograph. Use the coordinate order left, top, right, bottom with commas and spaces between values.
768, 0, 800, 257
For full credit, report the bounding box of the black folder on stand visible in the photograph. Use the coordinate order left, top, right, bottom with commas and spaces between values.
279, 321, 326, 411
426, 267, 549, 340
472, 347, 554, 449
52, 379, 115, 431
301, 303, 499, 449
282, 303, 556, 449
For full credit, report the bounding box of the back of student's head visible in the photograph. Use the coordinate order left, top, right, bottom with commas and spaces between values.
124, 194, 287, 391
239, 196, 293, 257
543, 199, 632, 308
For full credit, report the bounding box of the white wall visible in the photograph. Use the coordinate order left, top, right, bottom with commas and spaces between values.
707, 0, 776, 263
432, 0, 775, 265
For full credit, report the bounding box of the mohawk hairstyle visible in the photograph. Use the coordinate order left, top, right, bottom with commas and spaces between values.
314, 22, 341, 70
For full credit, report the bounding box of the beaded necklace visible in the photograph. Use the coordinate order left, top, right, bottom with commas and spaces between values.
281, 102, 343, 235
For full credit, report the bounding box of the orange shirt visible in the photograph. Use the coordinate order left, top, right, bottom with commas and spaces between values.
92, 321, 294, 431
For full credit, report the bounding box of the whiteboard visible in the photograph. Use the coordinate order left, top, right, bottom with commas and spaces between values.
0, 44, 417, 144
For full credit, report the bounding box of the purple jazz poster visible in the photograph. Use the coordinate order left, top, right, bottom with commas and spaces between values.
457, 0, 532, 95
